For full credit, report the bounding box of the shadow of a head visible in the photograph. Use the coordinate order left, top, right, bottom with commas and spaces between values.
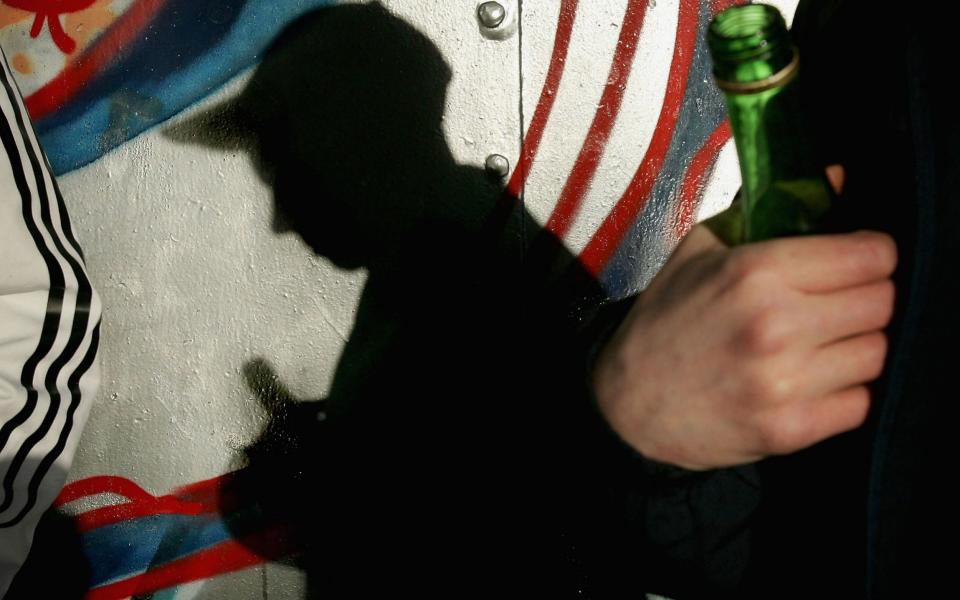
169, 2, 484, 270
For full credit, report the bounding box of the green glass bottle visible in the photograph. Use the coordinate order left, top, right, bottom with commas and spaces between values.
707, 3, 833, 244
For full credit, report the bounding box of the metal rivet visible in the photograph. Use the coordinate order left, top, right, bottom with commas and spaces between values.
477, 2, 506, 29
485, 154, 510, 179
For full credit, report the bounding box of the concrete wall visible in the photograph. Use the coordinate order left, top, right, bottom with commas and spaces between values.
2, 0, 797, 597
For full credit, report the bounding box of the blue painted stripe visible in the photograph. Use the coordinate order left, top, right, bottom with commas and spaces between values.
81, 513, 234, 587
37, 0, 339, 174
600, 0, 727, 298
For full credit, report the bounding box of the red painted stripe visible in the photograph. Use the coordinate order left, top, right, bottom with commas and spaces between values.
46, 10, 79, 54
55, 472, 246, 534
578, 0, 700, 276
56, 475, 211, 533
84, 526, 296, 600
669, 0, 745, 238
53, 475, 221, 532
672, 120, 731, 239
25, 0, 168, 120
505, 0, 579, 200
173, 472, 236, 511
29, 14, 44, 38
711, 0, 748, 15
483, 0, 579, 236
544, 0, 649, 238
56, 475, 158, 505
72, 496, 206, 534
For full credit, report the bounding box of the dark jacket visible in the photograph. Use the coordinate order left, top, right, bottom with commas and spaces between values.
574, 3, 956, 598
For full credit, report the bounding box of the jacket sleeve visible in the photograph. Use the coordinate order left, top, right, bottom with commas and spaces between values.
0, 47, 101, 597
574, 295, 761, 598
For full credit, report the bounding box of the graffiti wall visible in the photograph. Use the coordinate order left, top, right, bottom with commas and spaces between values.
1, 0, 798, 597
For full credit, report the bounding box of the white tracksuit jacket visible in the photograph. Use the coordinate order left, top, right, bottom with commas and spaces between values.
0, 47, 101, 597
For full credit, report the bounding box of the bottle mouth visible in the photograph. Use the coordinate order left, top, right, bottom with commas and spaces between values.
711, 4, 782, 39
708, 4, 789, 62
708, 3, 795, 88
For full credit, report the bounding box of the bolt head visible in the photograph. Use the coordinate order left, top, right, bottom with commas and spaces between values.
485, 154, 510, 179
477, 2, 506, 29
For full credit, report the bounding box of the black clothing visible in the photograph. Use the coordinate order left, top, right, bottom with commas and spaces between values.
579, 3, 958, 598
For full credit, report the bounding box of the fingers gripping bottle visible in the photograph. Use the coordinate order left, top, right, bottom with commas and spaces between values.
707, 3, 834, 243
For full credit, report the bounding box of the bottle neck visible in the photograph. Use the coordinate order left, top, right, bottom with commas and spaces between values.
707, 4, 834, 242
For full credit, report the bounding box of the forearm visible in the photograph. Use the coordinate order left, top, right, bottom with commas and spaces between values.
571, 293, 760, 596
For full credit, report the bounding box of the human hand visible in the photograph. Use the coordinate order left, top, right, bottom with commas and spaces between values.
592, 193, 895, 470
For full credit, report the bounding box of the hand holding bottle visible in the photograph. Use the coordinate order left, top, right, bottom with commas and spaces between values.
592, 215, 895, 470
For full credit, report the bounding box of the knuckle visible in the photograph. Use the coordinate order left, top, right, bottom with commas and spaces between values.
720, 250, 787, 315
739, 310, 789, 356
754, 410, 806, 454
743, 364, 794, 406
722, 248, 772, 285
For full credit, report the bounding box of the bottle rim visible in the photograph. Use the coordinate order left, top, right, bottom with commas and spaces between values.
715, 51, 799, 94
708, 4, 789, 63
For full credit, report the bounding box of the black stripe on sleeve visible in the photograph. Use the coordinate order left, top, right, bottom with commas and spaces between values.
0, 323, 100, 527
0, 50, 96, 523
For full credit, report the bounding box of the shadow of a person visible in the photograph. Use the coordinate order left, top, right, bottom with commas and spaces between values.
171, 3, 639, 597
4, 507, 91, 599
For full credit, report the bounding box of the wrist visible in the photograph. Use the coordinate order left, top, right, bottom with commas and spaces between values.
590, 327, 705, 480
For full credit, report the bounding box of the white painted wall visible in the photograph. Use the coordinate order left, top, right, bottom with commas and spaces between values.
5, 0, 798, 596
